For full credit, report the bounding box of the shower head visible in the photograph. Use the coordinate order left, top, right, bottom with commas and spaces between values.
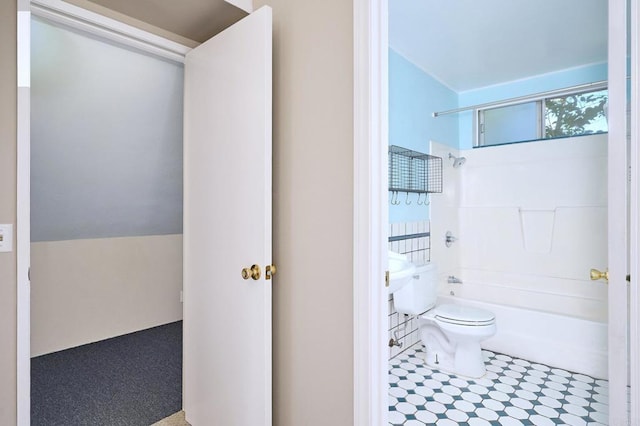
448, 153, 466, 168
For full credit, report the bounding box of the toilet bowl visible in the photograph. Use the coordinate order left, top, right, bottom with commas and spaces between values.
419, 304, 496, 378
388, 252, 497, 378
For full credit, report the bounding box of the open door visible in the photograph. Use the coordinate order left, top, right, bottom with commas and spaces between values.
183, 6, 272, 425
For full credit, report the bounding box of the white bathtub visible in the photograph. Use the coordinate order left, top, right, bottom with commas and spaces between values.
436, 294, 608, 379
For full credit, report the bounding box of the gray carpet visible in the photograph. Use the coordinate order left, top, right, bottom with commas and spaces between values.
31, 321, 182, 426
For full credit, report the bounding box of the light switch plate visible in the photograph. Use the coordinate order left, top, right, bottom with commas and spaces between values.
0, 224, 14, 252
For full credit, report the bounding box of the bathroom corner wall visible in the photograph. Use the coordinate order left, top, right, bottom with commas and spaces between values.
388, 220, 430, 359
388, 49, 458, 224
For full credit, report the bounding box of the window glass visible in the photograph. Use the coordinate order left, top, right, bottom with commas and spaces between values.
476, 87, 608, 147
481, 102, 540, 146
544, 89, 608, 138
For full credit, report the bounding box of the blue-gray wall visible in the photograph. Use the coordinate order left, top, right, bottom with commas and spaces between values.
31, 18, 184, 242
389, 49, 458, 223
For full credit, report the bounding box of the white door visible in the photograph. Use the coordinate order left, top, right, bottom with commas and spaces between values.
607, 0, 633, 422
183, 6, 272, 425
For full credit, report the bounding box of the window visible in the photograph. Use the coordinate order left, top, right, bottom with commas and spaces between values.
476, 87, 608, 147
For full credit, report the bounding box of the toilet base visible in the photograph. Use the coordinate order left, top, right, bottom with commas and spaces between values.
419, 319, 492, 379
423, 341, 487, 378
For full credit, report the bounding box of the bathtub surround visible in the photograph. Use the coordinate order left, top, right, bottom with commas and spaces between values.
388, 221, 430, 359
460, 135, 607, 322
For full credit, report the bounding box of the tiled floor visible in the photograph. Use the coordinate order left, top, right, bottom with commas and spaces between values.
389, 345, 608, 425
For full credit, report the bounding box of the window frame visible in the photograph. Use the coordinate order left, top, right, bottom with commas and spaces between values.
474, 83, 608, 148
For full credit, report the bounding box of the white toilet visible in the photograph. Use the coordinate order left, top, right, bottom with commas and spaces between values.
390, 254, 496, 378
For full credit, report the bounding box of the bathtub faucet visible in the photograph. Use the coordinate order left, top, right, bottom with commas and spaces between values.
447, 275, 463, 284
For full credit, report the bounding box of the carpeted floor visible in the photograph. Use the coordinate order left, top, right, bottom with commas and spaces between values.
31, 321, 182, 426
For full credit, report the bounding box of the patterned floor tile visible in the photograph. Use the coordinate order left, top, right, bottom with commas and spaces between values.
388, 345, 608, 425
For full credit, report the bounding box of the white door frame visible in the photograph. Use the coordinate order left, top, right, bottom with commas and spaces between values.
353, 0, 388, 425
630, 0, 640, 421
16, 2, 193, 424
16, 4, 31, 425
352, 0, 640, 424
608, 0, 634, 423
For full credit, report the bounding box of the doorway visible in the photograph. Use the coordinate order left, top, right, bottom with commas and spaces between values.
28, 12, 184, 425
352, 0, 639, 425
19, 2, 273, 425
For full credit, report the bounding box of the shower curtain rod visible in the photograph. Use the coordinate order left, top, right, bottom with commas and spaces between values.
432, 80, 608, 118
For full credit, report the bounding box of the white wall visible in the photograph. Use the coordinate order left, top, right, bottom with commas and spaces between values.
31, 235, 183, 356
432, 135, 608, 322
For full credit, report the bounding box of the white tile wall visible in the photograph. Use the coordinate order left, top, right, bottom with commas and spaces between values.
430, 136, 608, 322
388, 220, 430, 359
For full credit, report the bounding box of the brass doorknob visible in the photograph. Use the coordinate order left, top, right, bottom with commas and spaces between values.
241, 264, 261, 280
266, 264, 277, 280
590, 268, 609, 282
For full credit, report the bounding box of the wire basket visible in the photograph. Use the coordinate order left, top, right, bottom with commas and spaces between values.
389, 145, 442, 193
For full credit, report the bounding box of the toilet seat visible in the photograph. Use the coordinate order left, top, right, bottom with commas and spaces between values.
434, 304, 495, 327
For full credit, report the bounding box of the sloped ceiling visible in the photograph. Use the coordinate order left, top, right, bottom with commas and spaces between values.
83, 0, 248, 43
390, 0, 608, 92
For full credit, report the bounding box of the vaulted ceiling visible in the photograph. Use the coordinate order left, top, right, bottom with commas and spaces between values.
389, 0, 608, 92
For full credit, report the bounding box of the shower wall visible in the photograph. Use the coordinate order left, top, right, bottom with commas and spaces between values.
432, 135, 608, 322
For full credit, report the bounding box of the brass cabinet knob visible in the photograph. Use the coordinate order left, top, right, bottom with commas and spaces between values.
241, 264, 261, 280
590, 268, 609, 282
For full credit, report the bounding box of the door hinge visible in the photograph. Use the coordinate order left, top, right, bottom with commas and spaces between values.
385, 270, 389, 288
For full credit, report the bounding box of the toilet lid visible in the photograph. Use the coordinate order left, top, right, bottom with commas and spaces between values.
434, 304, 495, 326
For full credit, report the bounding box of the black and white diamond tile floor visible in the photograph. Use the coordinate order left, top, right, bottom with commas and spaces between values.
389, 345, 608, 425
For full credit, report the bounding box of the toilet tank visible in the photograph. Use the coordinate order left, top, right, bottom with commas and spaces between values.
392, 262, 438, 315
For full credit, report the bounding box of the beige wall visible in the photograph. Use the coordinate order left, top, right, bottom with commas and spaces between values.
253, 1, 354, 424
31, 235, 183, 357
0, 1, 17, 424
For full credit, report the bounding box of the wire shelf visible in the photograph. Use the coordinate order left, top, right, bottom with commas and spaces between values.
388, 145, 443, 194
